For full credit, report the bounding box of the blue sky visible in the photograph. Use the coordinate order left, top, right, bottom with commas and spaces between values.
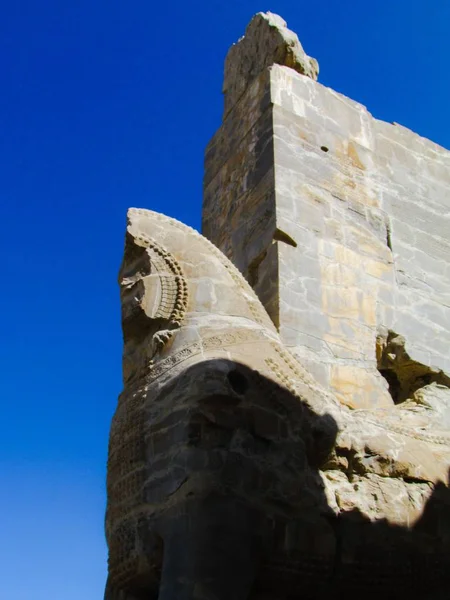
1, 1, 448, 598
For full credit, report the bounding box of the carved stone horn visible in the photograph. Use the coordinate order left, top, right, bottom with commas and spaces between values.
119, 207, 278, 384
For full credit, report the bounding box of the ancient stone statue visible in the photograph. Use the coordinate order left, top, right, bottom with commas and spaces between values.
105, 10, 450, 600
105, 208, 450, 600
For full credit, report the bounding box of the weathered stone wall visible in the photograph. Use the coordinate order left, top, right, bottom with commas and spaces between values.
203, 14, 450, 409
106, 14, 450, 598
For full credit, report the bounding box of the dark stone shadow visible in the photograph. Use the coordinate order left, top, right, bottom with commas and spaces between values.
106, 359, 450, 600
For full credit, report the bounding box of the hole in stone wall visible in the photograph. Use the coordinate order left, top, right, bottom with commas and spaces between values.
386, 220, 393, 251
320, 146, 329, 153
228, 370, 249, 395
377, 330, 450, 404
378, 369, 402, 404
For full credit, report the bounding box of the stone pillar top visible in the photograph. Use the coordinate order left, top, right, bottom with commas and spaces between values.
223, 11, 319, 116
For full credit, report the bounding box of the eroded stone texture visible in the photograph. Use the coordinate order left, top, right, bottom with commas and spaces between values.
223, 12, 319, 117
204, 14, 450, 412
105, 208, 450, 600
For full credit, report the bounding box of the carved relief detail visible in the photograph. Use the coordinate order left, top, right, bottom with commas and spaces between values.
130, 208, 272, 328
108, 327, 275, 541
265, 342, 450, 448
265, 357, 301, 400
123, 328, 271, 397
361, 417, 450, 447
133, 230, 189, 350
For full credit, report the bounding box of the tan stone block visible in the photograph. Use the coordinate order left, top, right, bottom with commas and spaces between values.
330, 364, 392, 408
322, 285, 362, 321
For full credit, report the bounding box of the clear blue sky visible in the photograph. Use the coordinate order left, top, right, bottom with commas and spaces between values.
1, 1, 448, 598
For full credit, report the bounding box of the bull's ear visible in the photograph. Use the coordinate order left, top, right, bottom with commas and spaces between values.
120, 223, 189, 362
144, 238, 188, 352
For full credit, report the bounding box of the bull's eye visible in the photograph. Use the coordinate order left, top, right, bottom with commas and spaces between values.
227, 370, 249, 395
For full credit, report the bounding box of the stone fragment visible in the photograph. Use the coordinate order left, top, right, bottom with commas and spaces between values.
223, 11, 319, 116
376, 328, 450, 404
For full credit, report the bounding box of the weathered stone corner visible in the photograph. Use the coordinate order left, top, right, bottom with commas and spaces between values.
223, 11, 319, 116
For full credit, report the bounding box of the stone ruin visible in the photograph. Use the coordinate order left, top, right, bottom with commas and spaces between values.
104, 12, 450, 600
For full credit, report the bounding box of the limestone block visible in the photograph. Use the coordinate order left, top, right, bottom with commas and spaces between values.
270, 64, 374, 149
413, 383, 450, 429
205, 69, 272, 186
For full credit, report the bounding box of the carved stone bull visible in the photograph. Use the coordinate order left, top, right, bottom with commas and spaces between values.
105, 208, 450, 600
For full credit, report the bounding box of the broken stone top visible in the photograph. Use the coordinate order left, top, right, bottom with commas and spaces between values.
223, 11, 319, 116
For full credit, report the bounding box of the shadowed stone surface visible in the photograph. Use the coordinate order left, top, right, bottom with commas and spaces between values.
105, 208, 450, 600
